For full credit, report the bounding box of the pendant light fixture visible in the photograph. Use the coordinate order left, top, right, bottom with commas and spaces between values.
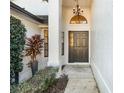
70, 0, 87, 24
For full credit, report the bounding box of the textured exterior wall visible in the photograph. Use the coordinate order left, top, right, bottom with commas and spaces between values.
11, 10, 48, 82
90, 0, 113, 93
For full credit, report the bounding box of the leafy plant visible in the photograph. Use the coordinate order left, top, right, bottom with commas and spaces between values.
10, 16, 26, 84
42, 73, 56, 91
10, 67, 58, 93
25, 34, 44, 64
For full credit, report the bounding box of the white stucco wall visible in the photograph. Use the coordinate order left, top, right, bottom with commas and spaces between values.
90, 0, 113, 93
48, 0, 62, 67
11, 10, 48, 82
62, 6, 91, 64
11, 0, 48, 15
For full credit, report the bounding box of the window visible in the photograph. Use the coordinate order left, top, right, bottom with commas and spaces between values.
62, 32, 64, 55
44, 29, 48, 57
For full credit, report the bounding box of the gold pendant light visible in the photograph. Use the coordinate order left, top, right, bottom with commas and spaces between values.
70, 0, 88, 24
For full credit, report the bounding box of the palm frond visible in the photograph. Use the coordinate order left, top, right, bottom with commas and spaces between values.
25, 34, 44, 61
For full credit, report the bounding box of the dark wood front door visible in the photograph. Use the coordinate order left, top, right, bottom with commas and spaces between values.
69, 31, 89, 63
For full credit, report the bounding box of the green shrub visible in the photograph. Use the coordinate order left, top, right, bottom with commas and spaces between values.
10, 16, 27, 84
42, 73, 56, 91
10, 67, 58, 93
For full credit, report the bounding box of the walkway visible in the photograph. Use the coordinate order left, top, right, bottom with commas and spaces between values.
62, 65, 100, 93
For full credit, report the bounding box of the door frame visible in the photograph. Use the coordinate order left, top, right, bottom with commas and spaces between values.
65, 30, 90, 65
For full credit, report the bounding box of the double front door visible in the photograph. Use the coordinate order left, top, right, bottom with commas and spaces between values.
69, 31, 89, 63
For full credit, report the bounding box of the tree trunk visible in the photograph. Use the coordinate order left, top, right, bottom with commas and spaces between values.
15, 72, 19, 84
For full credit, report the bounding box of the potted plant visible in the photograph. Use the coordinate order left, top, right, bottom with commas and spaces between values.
25, 34, 44, 76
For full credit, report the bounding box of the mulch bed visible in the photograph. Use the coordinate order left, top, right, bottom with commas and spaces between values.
41, 75, 68, 93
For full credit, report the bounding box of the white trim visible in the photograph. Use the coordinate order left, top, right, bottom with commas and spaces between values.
89, 29, 91, 64
91, 62, 112, 93
67, 63, 90, 66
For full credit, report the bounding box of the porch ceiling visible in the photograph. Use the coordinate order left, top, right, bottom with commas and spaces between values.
62, 0, 92, 8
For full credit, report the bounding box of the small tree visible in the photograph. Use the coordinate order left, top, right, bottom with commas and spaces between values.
10, 16, 26, 84
25, 34, 44, 76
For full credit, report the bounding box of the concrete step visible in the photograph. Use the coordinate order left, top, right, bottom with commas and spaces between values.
63, 65, 100, 93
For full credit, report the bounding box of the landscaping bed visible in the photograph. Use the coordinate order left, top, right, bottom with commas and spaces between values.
41, 75, 68, 93
10, 67, 68, 93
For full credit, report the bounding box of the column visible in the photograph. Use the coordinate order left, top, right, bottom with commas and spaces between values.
48, 0, 62, 67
